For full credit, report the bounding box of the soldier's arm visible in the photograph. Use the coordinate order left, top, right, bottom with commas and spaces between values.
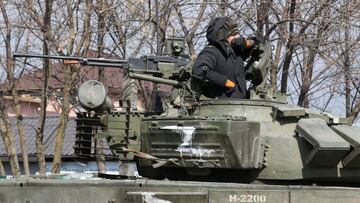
192, 47, 228, 87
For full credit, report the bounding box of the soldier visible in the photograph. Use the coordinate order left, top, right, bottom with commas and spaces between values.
193, 16, 260, 99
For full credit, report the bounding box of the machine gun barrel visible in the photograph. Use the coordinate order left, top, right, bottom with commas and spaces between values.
13, 53, 128, 68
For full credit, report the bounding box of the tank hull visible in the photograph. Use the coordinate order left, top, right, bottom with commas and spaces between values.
1, 178, 360, 203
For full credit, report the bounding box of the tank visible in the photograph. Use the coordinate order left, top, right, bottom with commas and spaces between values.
74, 41, 360, 187
10, 40, 360, 203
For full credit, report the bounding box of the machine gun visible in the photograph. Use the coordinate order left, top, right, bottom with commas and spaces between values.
14, 39, 190, 86
13, 38, 196, 111
12, 54, 185, 86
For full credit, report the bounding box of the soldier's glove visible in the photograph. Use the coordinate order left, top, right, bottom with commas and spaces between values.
245, 40, 255, 49
225, 79, 235, 88
224, 79, 235, 95
231, 37, 258, 50
248, 36, 263, 48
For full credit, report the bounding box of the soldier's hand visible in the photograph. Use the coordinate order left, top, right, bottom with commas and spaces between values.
225, 79, 235, 88
245, 40, 255, 49
248, 36, 263, 48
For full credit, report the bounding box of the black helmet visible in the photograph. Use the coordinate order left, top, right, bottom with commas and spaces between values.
206, 17, 239, 42
224, 18, 239, 37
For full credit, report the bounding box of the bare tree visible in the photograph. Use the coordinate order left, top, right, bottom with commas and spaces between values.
0, 0, 22, 177
52, 0, 93, 174
94, 0, 107, 174
297, 4, 332, 107
175, 0, 209, 58
0, 159, 5, 176
339, 0, 360, 124
35, 0, 54, 175
311, 0, 360, 123
0, 111, 20, 177
280, 0, 296, 94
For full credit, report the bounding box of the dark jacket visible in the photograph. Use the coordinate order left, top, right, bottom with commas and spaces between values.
193, 17, 250, 99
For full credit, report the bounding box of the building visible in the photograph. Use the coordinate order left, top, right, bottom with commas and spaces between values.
0, 116, 119, 175
0, 54, 128, 175
1, 55, 126, 117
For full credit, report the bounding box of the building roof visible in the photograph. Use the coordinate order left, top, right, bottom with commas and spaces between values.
0, 116, 113, 161
0, 117, 76, 159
